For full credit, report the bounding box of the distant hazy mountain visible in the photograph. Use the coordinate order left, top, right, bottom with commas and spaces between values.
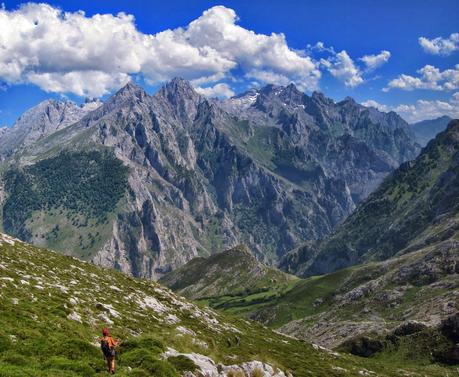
281, 119, 459, 277
0, 98, 101, 159
0, 79, 419, 279
412, 115, 452, 147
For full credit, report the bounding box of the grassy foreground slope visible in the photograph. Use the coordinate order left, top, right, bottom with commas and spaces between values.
1, 233, 447, 377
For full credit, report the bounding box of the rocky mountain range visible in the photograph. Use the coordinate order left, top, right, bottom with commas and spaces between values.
0, 78, 420, 279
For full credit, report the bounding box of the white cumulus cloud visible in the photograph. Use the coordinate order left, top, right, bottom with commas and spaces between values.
321, 50, 363, 87
0, 4, 320, 97
361, 99, 389, 112
419, 33, 459, 56
360, 50, 391, 71
313, 42, 390, 88
384, 64, 459, 92
195, 83, 235, 98
362, 93, 459, 123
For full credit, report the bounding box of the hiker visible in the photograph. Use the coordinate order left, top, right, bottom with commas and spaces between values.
100, 327, 118, 374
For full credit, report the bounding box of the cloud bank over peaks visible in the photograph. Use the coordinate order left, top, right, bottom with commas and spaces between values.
363, 92, 459, 123
0, 4, 321, 97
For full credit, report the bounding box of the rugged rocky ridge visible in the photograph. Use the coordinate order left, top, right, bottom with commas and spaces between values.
0, 98, 101, 160
280, 119, 459, 277
224, 84, 419, 202
0, 79, 419, 279
159, 245, 297, 300
412, 115, 452, 147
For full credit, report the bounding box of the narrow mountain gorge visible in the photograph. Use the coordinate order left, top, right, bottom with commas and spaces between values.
0, 78, 419, 279
281, 119, 459, 277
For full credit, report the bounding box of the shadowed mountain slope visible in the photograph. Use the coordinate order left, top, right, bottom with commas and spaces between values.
280, 119, 459, 277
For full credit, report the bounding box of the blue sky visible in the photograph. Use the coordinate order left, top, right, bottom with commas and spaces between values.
1, 0, 458, 125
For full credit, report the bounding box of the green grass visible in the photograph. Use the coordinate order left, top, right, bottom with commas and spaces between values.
199, 267, 357, 327
160, 245, 297, 301
1, 234, 455, 376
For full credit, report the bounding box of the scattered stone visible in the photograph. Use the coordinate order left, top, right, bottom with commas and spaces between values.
176, 326, 196, 336
313, 298, 324, 307
69, 297, 78, 306
165, 314, 180, 324
139, 295, 168, 313
67, 311, 82, 323
162, 348, 288, 376
98, 312, 113, 325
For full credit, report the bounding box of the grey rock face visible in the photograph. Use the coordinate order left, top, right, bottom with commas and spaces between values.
0, 79, 419, 279
0, 98, 101, 159
224, 85, 419, 204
